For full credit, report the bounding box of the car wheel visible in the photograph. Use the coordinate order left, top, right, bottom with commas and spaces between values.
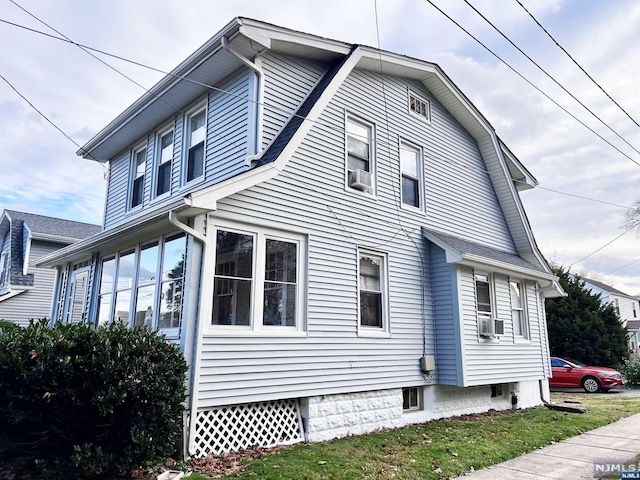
582, 376, 601, 393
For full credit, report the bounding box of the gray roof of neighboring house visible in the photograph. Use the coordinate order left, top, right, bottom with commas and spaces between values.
423, 229, 545, 273
4, 210, 101, 241
627, 320, 640, 330
581, 277, 636, 299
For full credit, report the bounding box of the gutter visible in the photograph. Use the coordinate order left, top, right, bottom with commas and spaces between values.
221, 35, 263, 160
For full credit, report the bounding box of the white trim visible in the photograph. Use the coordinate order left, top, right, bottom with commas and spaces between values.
182, 100, 208, 187
129, 140, 148, 211
22, 225, 32, 275
0, 287, 32, 302
398, 138, 424, 212
508, 278, 529, 340
208, 219, 307, 334
356, 247, 389, 336
407, 89, 431, 124
153, 123, 175, 200
345, 112, 377, 197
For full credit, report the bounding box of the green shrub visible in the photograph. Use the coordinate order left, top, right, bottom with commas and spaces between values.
0, 319, 187, 479
622, 356, 640, 387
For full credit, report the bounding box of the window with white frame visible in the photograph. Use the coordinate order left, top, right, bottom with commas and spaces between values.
212, 226, 303, 330
400, 141, 422, 208
408, 91, 431, 122
634, 301, 637, 318
614, 298, 620, 316
358, 251, 387, 330
510, 280, 528, 339
130, 145, 147, 208
346, 115, 374, 193
475, 272, 495, 336
155, 128, 174, 197
402, 387, 420, 411
95, 233, 186, 335
186, 107, 206, 183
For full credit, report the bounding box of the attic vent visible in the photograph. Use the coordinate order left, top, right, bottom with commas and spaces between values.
349, 169, 372, 191
408, 92, 430, 122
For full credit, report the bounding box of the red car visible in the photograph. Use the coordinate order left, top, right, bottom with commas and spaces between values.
550, 357, 624, 393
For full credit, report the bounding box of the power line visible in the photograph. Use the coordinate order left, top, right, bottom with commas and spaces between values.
603, 258, 640, 277
514, 0, 640, 130
462, 0, 640, 158
0, 73, 107, 174
421, 0, 640, 169
569, 226, 635, 268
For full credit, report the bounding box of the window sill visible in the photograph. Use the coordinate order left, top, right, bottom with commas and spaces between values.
205, 327, 308, 338
513, 337, 531, 344
344, 185, 378, 200
400, 203, 426, 215
179, 176, 205, 192
478, 335, 500, 343
358, 328, 391, 339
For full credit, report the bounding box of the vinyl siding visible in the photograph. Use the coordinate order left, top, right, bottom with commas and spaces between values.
459, 266, 547, 386
102, 69, 254, 230
431, 244, 461, 386
0, 241, 61, 326
261, 52, 327, 150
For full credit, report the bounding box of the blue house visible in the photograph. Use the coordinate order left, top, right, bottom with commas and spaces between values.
39, 18, 564, 456
0, 210, 100, 326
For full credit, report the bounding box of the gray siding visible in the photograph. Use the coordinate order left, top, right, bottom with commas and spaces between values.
459, 266, 547, 385
0, 241, 61, 326
261, 52, 327, 150
431, 244, 461, 386
102, 69, 254, 230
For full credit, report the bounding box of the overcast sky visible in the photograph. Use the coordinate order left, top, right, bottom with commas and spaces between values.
1, 0, 640, 294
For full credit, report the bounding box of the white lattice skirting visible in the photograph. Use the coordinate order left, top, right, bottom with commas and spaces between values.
192, 399, 304, 456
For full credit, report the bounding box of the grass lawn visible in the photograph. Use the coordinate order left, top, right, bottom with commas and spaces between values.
186, 392, 640, 480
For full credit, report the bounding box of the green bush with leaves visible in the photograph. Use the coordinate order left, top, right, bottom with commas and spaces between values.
622, 357, 640, 387
0, 319, 187, 479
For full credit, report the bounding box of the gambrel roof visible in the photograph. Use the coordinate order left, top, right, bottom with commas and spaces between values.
38, 18, 562, 297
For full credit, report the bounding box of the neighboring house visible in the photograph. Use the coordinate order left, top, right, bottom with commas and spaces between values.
0, 210, 100, 325
581, 277, 640, 354
37, 18, 564, 457
627, 321, 640, 356
581, 278, 640, 326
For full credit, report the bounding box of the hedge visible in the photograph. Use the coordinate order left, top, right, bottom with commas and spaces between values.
0, 319, 187, 478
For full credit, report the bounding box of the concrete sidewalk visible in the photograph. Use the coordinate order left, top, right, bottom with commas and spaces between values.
459, 412, 640, 479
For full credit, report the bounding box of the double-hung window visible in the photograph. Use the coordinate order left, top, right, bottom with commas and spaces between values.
510, 280, 528, 339
156, 128, 174, 197
346, 115, 374, 193
358, 250, 388, 331
186, 106, 206, 183
212, 225, 303, 331
400, 141, 422, 208
475, 272, 493, 336
131, 145, 147, 208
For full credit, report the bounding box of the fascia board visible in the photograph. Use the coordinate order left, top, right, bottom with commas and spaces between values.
30, 233, 80, 244
460, 253, 558, 282
238, 19, 352, 55
77, 18, 242, 159
421, 229, 463, 263
36, 197, 192, 268
189, 47, 363, 209
22, 225, 32, 275
0, 286, 32, 302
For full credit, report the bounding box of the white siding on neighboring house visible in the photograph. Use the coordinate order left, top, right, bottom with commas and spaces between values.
0, 241, 60, 326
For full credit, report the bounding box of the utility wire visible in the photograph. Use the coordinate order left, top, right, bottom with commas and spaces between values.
7, 2, 246, 153
569, 226, 635, 268
603, 258, 640, 276
0, 73, 107, 174
462, 0, 640, 157
514, 0, 640, 130
421, 0, 640, 169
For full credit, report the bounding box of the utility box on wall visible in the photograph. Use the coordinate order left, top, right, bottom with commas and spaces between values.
420, 355, 436, 373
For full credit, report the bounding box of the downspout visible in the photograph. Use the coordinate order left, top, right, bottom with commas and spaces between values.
221, 36, 263, 159
168, 211, 207, 456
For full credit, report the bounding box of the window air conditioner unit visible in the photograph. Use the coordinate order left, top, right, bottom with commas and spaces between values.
479, 318, 503, 337
349, 169, 372, 191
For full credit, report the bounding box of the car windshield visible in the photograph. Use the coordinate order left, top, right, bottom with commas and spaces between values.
564, 358, 587, 367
